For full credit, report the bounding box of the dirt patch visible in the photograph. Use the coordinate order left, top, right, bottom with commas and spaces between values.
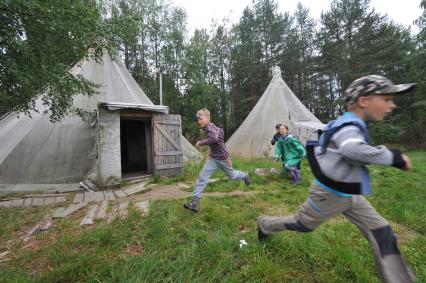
390, 221, 418, 244
130, 184, 258, 202
121, 240, 144, 257
328, 215, 346, 225
132, 184, 191, 201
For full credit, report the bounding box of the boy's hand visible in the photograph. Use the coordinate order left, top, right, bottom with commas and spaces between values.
226, 159, 232, 167
401, 154, 412, 171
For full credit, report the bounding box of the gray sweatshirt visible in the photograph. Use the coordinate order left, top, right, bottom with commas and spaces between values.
313, 113, 406, 196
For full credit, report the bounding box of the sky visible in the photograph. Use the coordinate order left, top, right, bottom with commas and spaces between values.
171, 0, 423, 35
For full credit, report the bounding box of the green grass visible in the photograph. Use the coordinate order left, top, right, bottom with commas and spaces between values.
1, 151, 425, 282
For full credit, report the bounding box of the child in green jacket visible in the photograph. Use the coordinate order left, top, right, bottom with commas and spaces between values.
273, 125, 306, 183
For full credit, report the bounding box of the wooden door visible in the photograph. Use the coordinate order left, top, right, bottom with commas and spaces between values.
152, 113, 184, 176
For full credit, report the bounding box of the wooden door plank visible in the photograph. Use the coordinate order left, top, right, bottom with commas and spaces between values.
154, 123, 181, 150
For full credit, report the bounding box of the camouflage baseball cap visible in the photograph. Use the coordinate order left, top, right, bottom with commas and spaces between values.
344, 75, 416, 106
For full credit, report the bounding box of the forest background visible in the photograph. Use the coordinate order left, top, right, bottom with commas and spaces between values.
1, 0, 425, 147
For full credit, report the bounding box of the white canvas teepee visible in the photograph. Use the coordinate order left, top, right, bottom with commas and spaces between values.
0, 51, 200, 187
226, 66, 324, 158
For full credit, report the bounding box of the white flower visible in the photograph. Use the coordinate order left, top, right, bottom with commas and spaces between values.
239, 239, 248, 248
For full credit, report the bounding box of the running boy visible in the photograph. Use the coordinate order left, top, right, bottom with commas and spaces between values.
270, 123, 282, 145
273, 125, 305, 184
184, 108, 251, 212
257, 75, 416, 283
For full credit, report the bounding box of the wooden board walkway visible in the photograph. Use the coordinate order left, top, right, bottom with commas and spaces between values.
72, 182, 149, 204
0, 195, 68, 207
80, 204, 98, 225
1, 180, 151, 208
0, 199, 152, 260
53, 202, 88, 218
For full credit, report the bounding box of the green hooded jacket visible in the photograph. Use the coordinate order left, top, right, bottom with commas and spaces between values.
273, 134, 306, 167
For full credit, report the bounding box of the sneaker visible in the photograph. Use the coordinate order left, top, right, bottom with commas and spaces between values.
257, 226, 268, 242
243, 173, 251, 186
290, 170, 297, 183
184, 197, 200, 212
294, 169, 301, 184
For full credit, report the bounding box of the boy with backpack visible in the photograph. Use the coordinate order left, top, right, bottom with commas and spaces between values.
258, 75, 416, 283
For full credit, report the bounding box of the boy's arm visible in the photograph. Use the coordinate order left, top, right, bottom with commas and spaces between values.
271, 133, 277, 145
291, 137, 306, 157
198, 126, 220, 145
273, 140, 282, 160
333, 126, 406, 169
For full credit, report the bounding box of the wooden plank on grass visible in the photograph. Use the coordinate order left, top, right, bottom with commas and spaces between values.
53, 207, 66, 218
53, 202, 88, 218
0, 200, 12, 207
118, 202, 129, 218
11, 198, 24, 206
43, 197, 55, 205
73, 193, 84, 203
84, 192, 95, 202
107, 205, 118, 223
24, 193, 69, 198
23, 198, 33, 206
79, 179, 98, 191
96, 201, 108, 219
113, 189, 127, 198
104, 190, 115, 200
135, 200, 150, 215
21, 223, 41, 242
94, 191, 104, 202
123, 183, 148, 196
32, 198, 43, 206
80, 204, 98, 225
0, 251, 11, 259
40, 217, 53, 231
54, 196, 67, 203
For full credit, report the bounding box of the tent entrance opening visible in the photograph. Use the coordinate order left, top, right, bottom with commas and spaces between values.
120, 117, 152, 177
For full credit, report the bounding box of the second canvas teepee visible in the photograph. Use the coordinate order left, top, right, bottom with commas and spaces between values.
226, 66, 324, 158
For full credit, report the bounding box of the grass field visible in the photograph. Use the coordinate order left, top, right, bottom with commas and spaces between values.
0, 151, 425, 282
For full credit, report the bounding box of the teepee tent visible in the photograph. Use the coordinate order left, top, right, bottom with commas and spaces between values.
226, 66, 324, 158
0, 51, 200, 189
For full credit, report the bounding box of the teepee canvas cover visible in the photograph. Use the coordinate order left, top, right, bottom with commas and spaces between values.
226, 66, 324, 158
0, 51, 200, 188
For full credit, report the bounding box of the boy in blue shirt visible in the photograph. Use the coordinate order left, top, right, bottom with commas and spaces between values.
270, 123, 282, 145
258, 75, 416, 283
